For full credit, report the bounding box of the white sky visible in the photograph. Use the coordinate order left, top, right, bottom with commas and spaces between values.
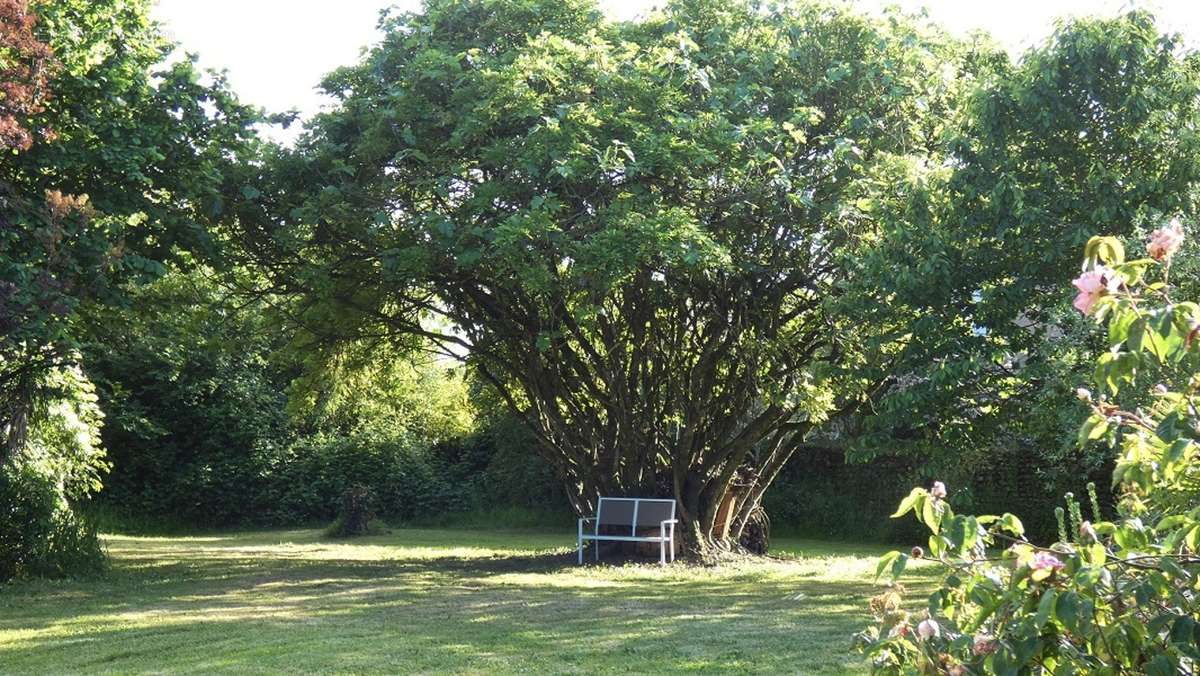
153, 0, 1200, 143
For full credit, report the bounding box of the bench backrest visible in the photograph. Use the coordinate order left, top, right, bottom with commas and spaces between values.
596, 497, 675, 536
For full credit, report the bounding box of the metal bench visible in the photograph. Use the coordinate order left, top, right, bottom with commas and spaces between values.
577, 497, 678, 564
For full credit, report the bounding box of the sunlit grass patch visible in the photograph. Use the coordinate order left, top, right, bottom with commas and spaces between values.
0, 528, 934, 674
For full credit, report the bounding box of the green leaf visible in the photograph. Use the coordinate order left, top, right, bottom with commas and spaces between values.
1145, 324, 1169, 363
1077, 415, 1108, 447
456, 249, 482, 267
1082, 543, 1106, 566
998, 513, 1025, 537
1127, 316, 1146, 353
1100, 237, 1125, 265
1035, 588, 1057, 630
875, 550, 902, 582
1109, 309, 1138, 347
922, 495, 941, 534
1056, 591, 1079, 631
1146, 655, 1177, 676
1170, 616, 1196, 647
891, 488, 926, 518
1164, 439, 1192, 467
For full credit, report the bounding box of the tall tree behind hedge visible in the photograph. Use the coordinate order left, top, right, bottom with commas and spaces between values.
844, 11, 1200, 493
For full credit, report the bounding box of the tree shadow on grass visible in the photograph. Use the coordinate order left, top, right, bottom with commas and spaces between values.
0, 531, 921, 674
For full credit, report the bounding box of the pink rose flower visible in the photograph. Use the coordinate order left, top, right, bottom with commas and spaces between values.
917, 618, 940, 640
1079, 520, 1098, 543
930, 481, 947, 500
973, 634, 998, 656
1148, 219, 1184, 261
1030, 551, 1064, 572
1072, 266, 1120, 316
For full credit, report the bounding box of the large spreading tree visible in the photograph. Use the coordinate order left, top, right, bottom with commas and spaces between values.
237, 0, 979, 553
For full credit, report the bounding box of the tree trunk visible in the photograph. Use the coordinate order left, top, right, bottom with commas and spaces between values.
535, 429, 805, 561
0, 375, 33, 468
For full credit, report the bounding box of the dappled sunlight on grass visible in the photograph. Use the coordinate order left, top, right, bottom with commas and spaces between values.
0, 528, 935, 674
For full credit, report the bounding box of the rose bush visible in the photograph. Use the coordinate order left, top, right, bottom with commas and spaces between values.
855, 224, 1200, 674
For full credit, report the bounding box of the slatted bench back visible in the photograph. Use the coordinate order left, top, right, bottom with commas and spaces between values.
596, 497, 675, 536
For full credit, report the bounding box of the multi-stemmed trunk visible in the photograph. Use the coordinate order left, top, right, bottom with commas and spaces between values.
452, 273, 826, 559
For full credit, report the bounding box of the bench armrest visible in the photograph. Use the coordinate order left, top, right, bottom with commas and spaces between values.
660, 519, 678, 525
579, 517, 597, 523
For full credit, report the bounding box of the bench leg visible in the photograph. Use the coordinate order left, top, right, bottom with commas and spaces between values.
595, 539, 600, 562
577, 538, 583, 565
660, 538, 666, 565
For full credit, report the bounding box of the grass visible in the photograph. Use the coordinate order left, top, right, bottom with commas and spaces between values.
0, 527, 937, 674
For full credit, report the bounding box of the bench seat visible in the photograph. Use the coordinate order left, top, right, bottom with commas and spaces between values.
577, 497, 678, 564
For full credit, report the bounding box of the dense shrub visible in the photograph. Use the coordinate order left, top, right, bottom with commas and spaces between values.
265, 422, 565, 527
766, 448, 925, 542
765, 446, 1104, 544
0, 462, 103, 580
263, 431, 462, 524
83, 272, 292, 527
0, 463, 57, 580
83, 271, 511, 529
0, 367, 107, 582
445, 415, 566, 512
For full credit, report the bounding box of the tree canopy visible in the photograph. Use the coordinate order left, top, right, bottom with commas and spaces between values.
1, 0, 262, 461
238, 0, 986, 552
0, 0, 263, 576
847, 11, 1200, 483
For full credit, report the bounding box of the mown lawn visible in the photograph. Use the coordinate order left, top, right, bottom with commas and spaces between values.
0, 528, 935, 674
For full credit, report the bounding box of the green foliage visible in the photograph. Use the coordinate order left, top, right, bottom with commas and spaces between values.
81, 268, 503, 527
263, 431, 461, 524
238, 0, 981, 545
0, 461, 104, 581
844, 9, 1200, 492
0, 367, 107, 582
15, 365, 110, 499
82, 270, 292, 525
2, 0, 264, 388
0, 463, 58, 581
857, 228, 1200, 674
764, 446, 1094, 544
284, 338, 476, 443
1, 0, 263, 580
461, 412, 565, 511
14, 0, 265, 258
